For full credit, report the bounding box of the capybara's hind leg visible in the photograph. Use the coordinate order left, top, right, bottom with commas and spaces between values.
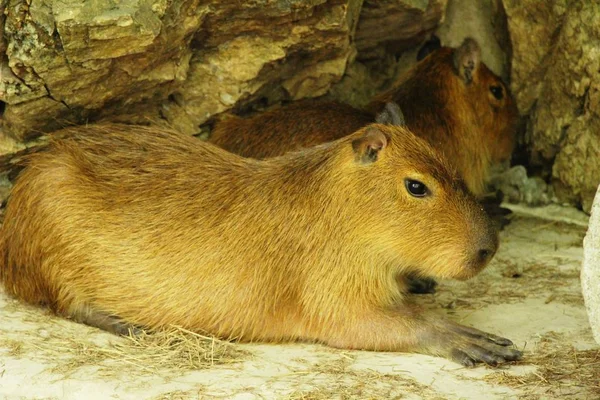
69, 304, 143, 336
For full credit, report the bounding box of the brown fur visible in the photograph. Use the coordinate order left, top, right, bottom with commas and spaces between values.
211, 102, 373, 159
209, 37, 519, 196
0, 123, 521, 365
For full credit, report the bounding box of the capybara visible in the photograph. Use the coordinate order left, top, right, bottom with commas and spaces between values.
209, 37, 519, 197
0, 123, 522, 366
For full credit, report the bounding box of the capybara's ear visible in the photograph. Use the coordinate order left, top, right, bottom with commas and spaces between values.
453, 37, 481, 84
375, 102, 405, 127
352, 127, 388, 164
417, 35, 441, 61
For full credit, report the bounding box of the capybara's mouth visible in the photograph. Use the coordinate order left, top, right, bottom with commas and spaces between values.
453, 263, 489, 281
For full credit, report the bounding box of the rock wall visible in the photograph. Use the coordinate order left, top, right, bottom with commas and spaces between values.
0, 0, 449, 143
504, 0, 600, 212
0, 0, 362, 141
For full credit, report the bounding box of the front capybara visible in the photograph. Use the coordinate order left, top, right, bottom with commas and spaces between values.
209, 37, 519, 197
0, 123, 522, 366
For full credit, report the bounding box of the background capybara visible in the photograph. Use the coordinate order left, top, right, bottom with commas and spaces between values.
209, 37, 519, 197
0, 123, 521, 366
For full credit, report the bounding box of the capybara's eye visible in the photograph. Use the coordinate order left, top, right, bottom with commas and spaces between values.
490, 85, 504, 100
405, 179, 429, 197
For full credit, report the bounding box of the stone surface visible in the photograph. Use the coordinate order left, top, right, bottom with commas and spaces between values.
326, 51, 399, 109
328, 0, 449, 111
491, 165, 555, 207
1, 0, 205, 140
502, 0, 571, 115
0, 0, 452, 170
0, 0, 365, 140
503, 0, 600, 213
3, 0, 198, 137
582, 184, 600, 344
171, 1, 361, 135
435, 0, 509, 80
354, 0, 447, 60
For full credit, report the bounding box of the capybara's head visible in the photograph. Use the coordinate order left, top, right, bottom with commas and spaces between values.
342, 124, 499, 280
384, 37, 519, 168
450, 37, 519, 165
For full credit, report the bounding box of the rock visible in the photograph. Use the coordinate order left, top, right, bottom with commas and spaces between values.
326, 52, 399, 109
435, 0, 509, 80
0, 127, 24, 156
2, 0, 205, 140
168, 0, 365, 135
502, 0, 571, 114
0, 173, 11, 223
503, 0, 600, 213
552, 115, 600, 213
354, 0, 447, 61
328, 0, 448, 110
582, 184, 600, 345
0, 0, 363, 141
491, 165, 554, 207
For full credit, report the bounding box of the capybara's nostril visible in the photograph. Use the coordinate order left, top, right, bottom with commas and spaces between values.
478, 248, 494, 264
470, 220, 499, 271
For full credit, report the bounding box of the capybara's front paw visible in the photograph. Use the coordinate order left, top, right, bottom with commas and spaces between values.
433, 322, 522, 367
406, 276, 438, 294
448, 338, 522, 367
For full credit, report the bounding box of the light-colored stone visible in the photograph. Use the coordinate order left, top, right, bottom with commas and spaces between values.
0, 0, 365, 144
168, 1, 362, 133
552, 115, 600, 213
435, 0, 509, 79
491, 165, 555, 207
535, 1, 600, 213
2, 0, 205, 140
503, 0, 600, 213
582, 184, 600, 344
502, 0, 571, 114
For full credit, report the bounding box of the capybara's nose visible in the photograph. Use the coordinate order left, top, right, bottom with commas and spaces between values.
471, 223, 499, 270
477, 248, 495, 265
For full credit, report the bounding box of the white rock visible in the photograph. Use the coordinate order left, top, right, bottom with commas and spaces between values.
582, 183, 600, 345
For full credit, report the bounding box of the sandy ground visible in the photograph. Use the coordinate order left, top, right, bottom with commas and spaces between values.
0, 204, 599, 400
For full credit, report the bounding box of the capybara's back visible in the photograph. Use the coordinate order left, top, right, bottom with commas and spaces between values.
211, 101, 374, 159
0, 122, 521, 366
